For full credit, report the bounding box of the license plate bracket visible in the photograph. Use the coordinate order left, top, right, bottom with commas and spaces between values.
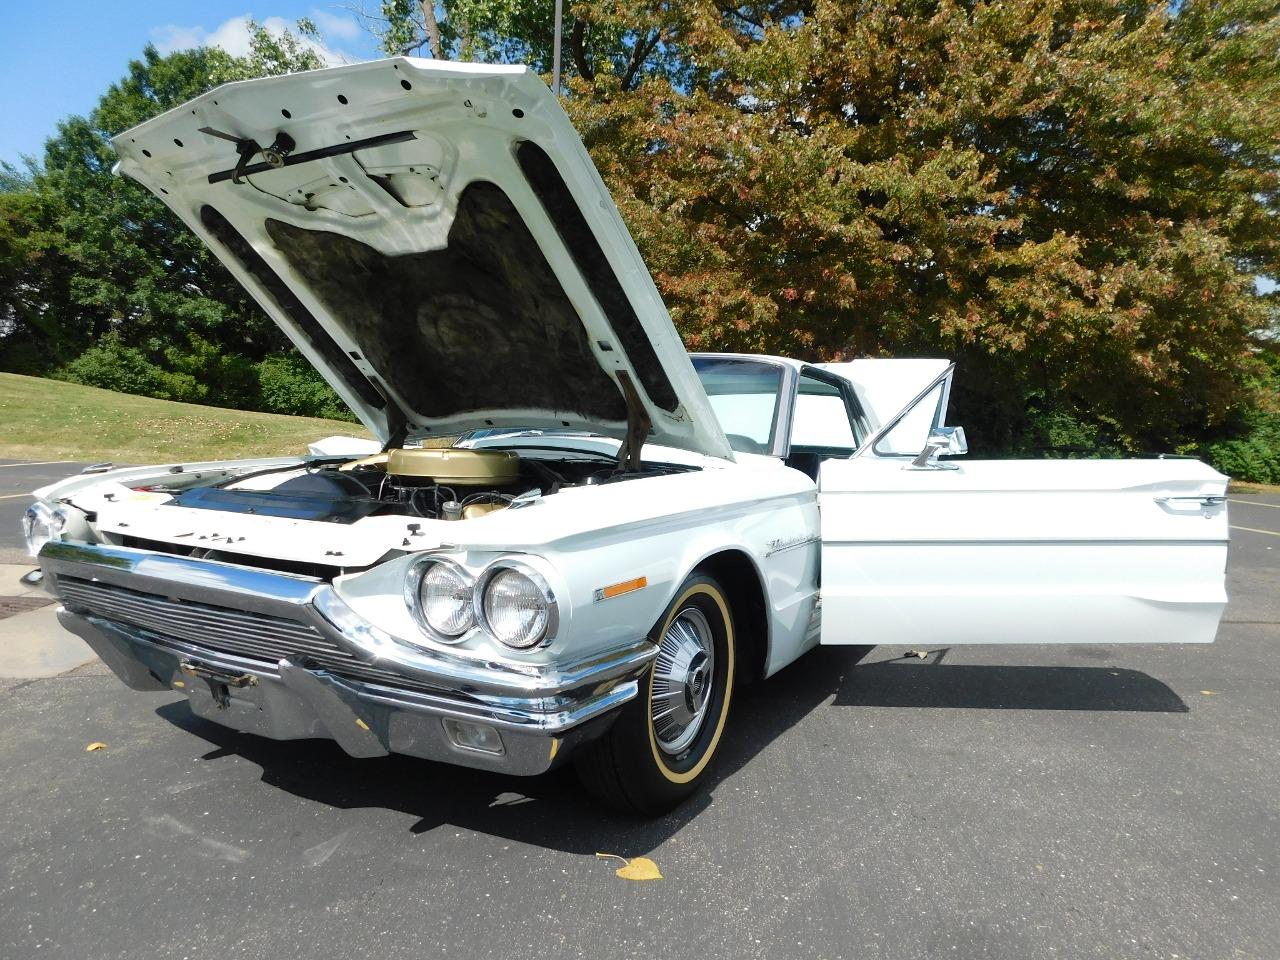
180, 659, 258, 710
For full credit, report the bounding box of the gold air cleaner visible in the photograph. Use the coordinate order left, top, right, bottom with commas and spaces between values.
341, 448, 520, 485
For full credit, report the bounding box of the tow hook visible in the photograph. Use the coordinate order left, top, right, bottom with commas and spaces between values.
179, 660, 258, 710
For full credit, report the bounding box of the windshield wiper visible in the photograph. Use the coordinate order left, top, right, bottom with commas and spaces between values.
484, 444, 618, 463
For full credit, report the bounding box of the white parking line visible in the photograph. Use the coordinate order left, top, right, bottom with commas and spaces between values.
0, 461, 72, 469
1229, 498, 1280, 509
1231, 525, 1280, 538
0, 493, 33, 500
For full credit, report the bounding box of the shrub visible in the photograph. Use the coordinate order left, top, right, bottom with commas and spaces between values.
1199, 350, 1280, 484
52, 335, 356, 423
1203, 411, 1280, 484
255, 352, 356, 421
1013, 405, 1126, 458
163, 334, 260, 410
56, 333, 203, 402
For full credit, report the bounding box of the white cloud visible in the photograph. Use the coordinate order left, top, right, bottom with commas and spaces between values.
150, 13, 358, 65
149, 23, 209, 54
310, 9, 361, 42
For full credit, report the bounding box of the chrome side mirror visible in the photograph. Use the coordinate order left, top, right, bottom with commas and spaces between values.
908, 426, 968, 470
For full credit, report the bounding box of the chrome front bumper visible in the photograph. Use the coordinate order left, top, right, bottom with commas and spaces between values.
41, 541, 657, 775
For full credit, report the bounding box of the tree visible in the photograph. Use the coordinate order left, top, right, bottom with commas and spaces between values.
362, 1, 682, 90
361, 2, 1278, 457
375, 2, 445, 59
0, 21, 348, 414
0, 188, 74, 371
551, 1, 1279, 454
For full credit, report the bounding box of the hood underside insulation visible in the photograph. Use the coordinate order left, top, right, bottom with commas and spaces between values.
265, 180, 629, 428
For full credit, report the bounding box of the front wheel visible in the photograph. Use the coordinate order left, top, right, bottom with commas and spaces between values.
575, 573, 736, 815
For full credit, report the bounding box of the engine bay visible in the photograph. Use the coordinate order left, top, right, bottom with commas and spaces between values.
156, 446, 694, 525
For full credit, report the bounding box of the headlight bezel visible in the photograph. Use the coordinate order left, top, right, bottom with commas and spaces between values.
474, 559, 559, 651
404, 553, 562, 653
403, 555, 476, 644
22, 501, 66, 559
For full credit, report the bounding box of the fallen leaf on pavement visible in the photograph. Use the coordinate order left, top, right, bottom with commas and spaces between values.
1200, 690, 1219, 696
595, 852, 662, 881
85, 742, 107, 752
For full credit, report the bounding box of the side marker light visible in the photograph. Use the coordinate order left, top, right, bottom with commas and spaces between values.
593, 576, 648, 603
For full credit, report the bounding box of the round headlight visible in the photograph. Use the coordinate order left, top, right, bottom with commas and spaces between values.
480, 565, 556, 650
414, 560, 475, 640
22, 502, 65, 559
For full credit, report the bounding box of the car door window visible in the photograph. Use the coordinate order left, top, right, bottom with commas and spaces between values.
792, 373, 861, 452
691, 357, 783, 454
872, 378, 947, 456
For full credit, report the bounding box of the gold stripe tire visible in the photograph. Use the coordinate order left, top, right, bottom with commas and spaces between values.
574, 573, 737, 816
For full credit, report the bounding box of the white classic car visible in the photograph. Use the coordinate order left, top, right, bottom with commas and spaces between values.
24, 60, 1229, 814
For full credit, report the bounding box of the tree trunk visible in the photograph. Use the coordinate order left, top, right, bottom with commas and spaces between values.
621, 30, 660, 90
569, 19, 594, 81
418, 1, 444, 59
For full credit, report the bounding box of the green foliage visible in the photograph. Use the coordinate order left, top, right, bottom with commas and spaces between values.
256, 353, 358, 421
1205, 414, 1280, 483
372, 0, 682, 89
220, 18, 327, 80
162, 335, 260, 409
56, 334, 356, 421
56, 333, 203, 402
0, 179, 82, 366
1010, 401, 1126, 458
1200, 349, 1280, 482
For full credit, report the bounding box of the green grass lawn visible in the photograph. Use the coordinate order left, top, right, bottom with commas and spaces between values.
1229, 480, 1280, 494
0, 373, 373, 463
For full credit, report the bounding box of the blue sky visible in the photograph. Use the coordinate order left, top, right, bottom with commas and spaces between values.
0, 3, 382, 167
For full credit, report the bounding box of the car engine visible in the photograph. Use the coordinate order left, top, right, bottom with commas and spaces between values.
150, 447, 687, 525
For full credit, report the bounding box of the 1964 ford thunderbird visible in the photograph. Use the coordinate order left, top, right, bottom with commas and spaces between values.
23, 59, 1229, 814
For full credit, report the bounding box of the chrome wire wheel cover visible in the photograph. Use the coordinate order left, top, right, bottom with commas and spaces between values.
651, 605, 716, 756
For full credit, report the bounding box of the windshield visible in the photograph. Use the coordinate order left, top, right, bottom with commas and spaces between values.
691, 357, 783, 455
461, 356, 787, 458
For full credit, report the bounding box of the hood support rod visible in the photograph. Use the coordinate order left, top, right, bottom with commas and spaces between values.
614, 371, 651, 474
206, 130, 418, 185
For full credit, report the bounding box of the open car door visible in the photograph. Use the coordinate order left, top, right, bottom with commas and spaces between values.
818, 366, 1229, 646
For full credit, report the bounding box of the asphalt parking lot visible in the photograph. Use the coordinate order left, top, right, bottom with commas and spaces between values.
0, 461, 1277, 960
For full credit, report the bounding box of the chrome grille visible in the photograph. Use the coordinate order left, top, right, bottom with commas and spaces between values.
57, 576, 455, 695
58, 576, 349, 666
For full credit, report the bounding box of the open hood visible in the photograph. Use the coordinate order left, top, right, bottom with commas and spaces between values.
112, 59, 733, 460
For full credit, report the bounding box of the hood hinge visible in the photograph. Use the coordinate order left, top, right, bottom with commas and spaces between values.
614, 371, 652, 474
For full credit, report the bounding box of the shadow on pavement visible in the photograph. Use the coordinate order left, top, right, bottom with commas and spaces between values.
833, 658, 1188, 713
157, 701, 714, 852
152, 645, 870, 851
151, 645, 1184, 853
